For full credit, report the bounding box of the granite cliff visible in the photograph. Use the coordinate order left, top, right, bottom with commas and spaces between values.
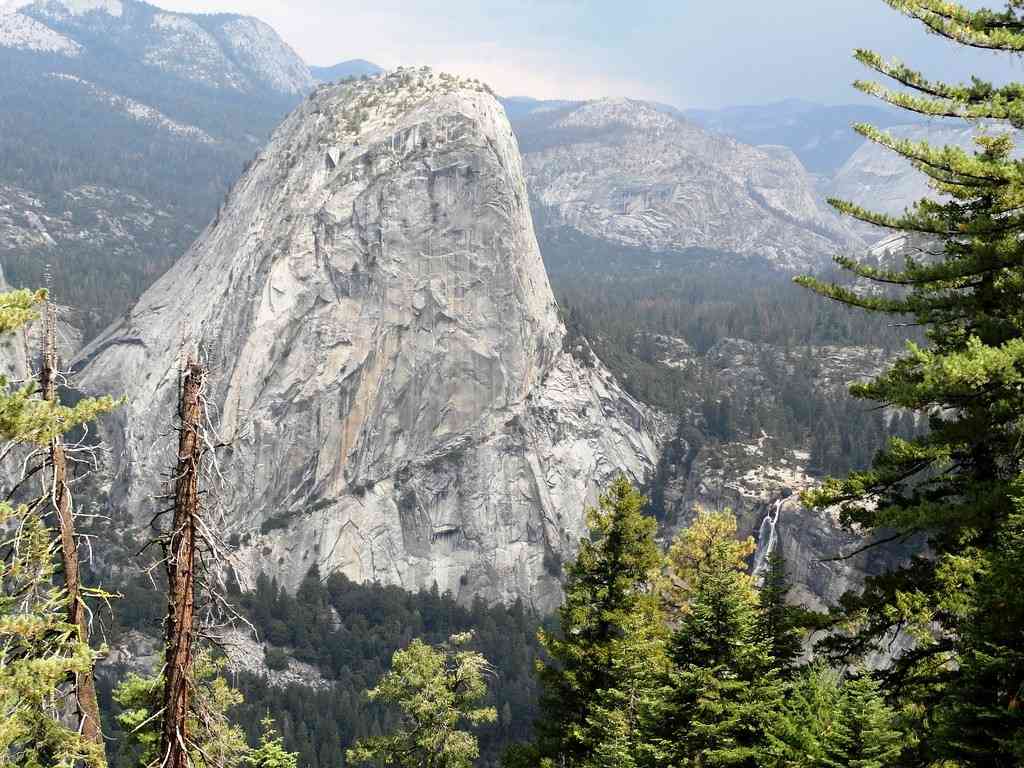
75, 70, 662, 611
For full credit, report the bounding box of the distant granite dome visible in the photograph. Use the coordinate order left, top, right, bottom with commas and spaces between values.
75, 69, 662, 610
521, 97, 865, 272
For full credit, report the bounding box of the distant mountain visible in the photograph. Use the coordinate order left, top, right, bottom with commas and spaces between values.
518, 98, 864, 272
0, 0, 316, 337
684, 99, 916, 176
310, 58, 383, 83
827, 123, 978, 218
499, 96, 583, 120
1, 0, 313, 94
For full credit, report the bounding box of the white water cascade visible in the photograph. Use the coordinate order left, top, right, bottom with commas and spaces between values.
751, 498, 784, 585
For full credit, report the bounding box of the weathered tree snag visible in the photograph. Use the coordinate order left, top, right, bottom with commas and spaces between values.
39, 302, 106, 758
159, 358, 206, 768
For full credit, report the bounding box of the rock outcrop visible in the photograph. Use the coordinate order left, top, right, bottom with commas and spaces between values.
0, 263, 31, 382
521, 98, 865, 272
75, 70, 662, 611
827, 124, 974, 219
643, 333, 913, 608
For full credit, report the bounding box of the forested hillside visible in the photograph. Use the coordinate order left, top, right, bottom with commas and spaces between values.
539, 221, 920, 480
97, 569, 544, 768
0, 0, 307, 337
0, 52, 296, 336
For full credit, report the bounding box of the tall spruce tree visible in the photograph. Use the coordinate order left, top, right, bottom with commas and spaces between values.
530, 477, 667, 768
656, 510, 783, 768
245, 718, 299, 768
930, 474, 1024, 763
764, 664, 845, 767
797, 1, 1024, 763
764, 665, 907, 768
828, 674, 907, 768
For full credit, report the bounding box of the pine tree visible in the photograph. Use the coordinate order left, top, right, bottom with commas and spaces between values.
530, 477, 667, 768
576, 609, 669, 768
113, 652, 249, 768
765, 665, 906, 768
828, 674, 906, 768
346, 633, 497, 768
764, 663, 845, 767
0, 287, 116, 768
660, 507, 753, 619
160, 358, 207, 768
930, 475, 1024, 764
796, 2, 1024, 762
756, 552, 804, 677
656, 510, 783, 767
39, 300, 106, 755
244, 718, 298, 768
0, 502, 103, 768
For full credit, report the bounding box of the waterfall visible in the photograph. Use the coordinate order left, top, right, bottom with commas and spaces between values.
751, 499, 783, 585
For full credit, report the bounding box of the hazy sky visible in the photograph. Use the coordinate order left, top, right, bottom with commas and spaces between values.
159, 0, 1021, 109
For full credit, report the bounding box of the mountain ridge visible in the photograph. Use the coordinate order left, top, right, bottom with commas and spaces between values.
2, 0, 313, 94
520, 97, 865, 272
310, 58, 384, 83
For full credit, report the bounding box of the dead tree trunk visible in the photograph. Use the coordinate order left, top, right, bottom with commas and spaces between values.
159, 358, 206, 768
39, 302, 105, 757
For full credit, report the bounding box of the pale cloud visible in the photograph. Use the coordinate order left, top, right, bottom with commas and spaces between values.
385, 42, 667, 101
157, 0, 669, 100
154, 0, 1020, 109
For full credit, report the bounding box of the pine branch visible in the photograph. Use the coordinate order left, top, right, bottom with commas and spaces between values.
884, 0, 1024, 50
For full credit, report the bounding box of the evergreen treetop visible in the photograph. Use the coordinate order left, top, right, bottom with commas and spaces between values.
532, 477, 667, 767
113, 653, 250, 768
346, 633, 497, 768
656, 509, 784, 768
661, 508, 755, 620
756, 552, 805, 677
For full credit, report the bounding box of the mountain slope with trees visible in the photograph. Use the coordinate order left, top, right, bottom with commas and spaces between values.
0, 0, 309, 338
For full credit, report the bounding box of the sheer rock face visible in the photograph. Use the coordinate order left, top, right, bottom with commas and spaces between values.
75, 71, 662, 610
522, 99, 864, 272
